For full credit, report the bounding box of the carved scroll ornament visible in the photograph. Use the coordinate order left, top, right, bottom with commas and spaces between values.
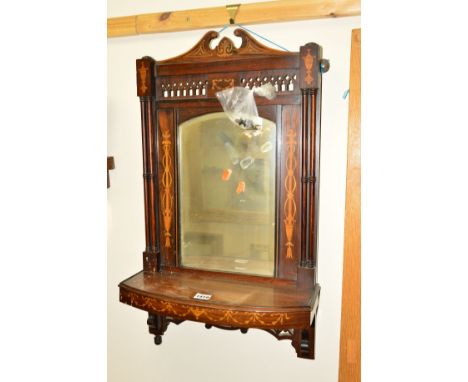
160, 29, 290, 63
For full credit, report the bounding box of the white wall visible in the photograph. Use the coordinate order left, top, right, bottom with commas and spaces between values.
108, 2, 360, 380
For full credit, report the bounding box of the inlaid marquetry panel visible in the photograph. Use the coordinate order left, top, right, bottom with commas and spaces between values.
157, 109, 176, 267
119, 288, 309, 329
299, 43, 320, 89
120, 268, 320, 357
136, 57, 155, 97
278, 105, 302, 279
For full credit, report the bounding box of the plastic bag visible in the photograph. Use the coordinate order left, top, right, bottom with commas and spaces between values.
216, 83, 276, 134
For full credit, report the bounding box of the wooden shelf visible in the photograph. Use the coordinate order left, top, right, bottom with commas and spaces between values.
119, 271, 319, 329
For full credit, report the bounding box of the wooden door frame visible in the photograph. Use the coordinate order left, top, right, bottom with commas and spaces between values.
338, 28, 361, 382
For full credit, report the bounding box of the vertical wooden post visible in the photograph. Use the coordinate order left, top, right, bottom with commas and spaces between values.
338, 28, 361, 382
300, 89, 309, 267
308, 88, 319, 269
137, 56, 160, 272
298, 43, 322, 285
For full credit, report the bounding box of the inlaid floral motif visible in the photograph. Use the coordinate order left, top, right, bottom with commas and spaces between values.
160, 127, 173, 248
302, 49, 314, 86
284, 128, 297, 259
138, 61, 149, 94
121, 289, 295, 327
211, 78, 235, 91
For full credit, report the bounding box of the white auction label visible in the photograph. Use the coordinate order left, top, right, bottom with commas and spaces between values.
193, 292, 212, 301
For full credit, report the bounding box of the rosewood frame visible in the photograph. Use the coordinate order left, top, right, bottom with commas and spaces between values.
119, 29, 328, 359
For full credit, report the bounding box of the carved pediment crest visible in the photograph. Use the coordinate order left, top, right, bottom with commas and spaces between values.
160, 29, 289, 63
216, 37, 238, 57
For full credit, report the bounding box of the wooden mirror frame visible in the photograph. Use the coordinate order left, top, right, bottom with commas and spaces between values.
118, 29, 328, 359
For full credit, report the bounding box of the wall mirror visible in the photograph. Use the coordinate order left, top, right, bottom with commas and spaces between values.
118, 28, 328, 359
178, 112, 277, 277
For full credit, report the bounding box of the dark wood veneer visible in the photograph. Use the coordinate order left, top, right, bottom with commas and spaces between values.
120, 29, 327, 359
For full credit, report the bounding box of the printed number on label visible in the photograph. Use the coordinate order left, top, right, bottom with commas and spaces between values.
193, 293, 212, 301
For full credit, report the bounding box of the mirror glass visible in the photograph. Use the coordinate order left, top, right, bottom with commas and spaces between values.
178, 112, 276, 277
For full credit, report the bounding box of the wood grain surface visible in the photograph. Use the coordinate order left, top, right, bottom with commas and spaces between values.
119, 271, 319, 329
108, 0, 361, 38
338, 28, 361, 382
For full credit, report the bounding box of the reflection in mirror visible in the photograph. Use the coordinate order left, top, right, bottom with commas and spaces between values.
178, 112, 276, 276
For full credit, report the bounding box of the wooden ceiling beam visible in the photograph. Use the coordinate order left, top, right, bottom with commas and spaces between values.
108, 0, 360, 38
